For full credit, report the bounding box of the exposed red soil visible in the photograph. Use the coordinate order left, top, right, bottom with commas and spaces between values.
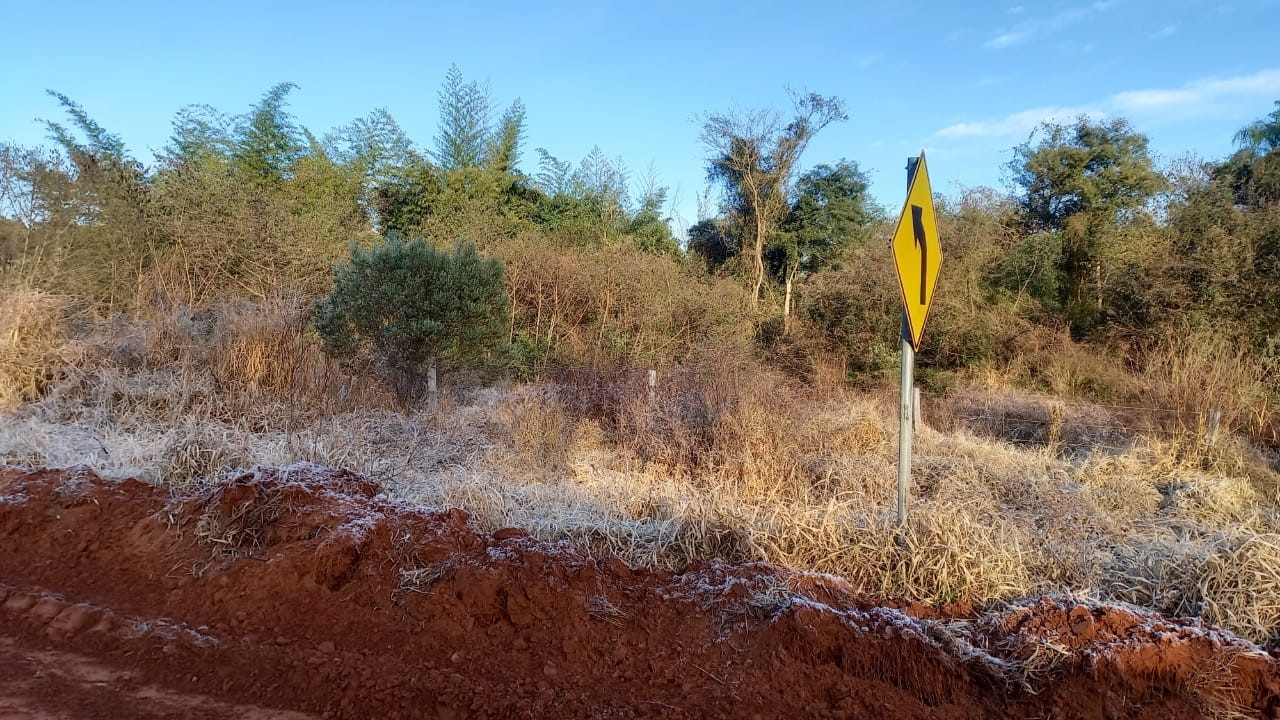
1, 464, 1277, 719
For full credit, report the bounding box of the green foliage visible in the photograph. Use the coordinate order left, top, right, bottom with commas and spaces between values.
701, 91, 847, 309
434, 65, 494, 171
42, 91, 129, 162
1235, 101, 1280, 155
995, 231, 1063, 308
314, 235, 509, 392
1009, 116, 1167, 335
4, 72, 1277, 415
531, 147, 677, 254
1011, 116, 1165, 232
1221, 101, 1280, 207
772, 160, 878, 276
23, 94, 157, 307
232, 82, 305, 187
687, 218, 736, 273
486, 100, 526, 176
164, 104, 234, 167
625, 184, 680, 256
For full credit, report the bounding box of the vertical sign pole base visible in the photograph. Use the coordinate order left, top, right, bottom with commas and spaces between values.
897, 316, 913, 527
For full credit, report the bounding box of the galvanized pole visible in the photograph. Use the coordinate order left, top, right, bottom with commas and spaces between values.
897, 157, 920, 527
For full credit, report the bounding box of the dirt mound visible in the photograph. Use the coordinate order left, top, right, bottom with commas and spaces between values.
1, 465, 1277, 719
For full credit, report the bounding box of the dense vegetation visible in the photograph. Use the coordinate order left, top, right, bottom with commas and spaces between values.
1, 69, 1278, 439
5, 70, 1280, 644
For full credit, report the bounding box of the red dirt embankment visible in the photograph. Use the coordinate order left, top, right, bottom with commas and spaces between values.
0, 465, 1277, 719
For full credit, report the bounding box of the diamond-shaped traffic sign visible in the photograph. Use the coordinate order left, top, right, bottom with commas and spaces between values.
892, 152, 942, 350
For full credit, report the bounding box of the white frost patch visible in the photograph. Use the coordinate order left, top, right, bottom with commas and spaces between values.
127, 618, 220, 648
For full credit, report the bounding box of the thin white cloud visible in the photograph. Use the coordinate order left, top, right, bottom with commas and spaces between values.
986, 31, 1030, 48
1150, 24, 1178, 38
935, 68, 1280, 141
984, 3, 1115, 50
1007, 5, 1024, 13
854, 54, 882, 69
1110, 69, 1280, 113
936, 106, 1100, 138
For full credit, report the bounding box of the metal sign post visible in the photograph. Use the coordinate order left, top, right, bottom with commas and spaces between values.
891, 152, 941, 526
897, 311, 914, 525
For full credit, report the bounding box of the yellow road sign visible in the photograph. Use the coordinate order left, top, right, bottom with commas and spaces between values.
892, 152, 942, 350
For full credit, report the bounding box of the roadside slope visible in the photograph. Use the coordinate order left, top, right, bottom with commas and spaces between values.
1, 465, 1276, 719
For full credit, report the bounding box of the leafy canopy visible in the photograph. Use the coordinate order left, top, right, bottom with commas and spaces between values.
314, 234, 509, 378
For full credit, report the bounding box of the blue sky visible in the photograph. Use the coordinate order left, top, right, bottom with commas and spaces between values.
3, 0, 1279, 230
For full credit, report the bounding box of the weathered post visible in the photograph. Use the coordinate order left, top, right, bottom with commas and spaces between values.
427, 357, 439, 413
1207, 409, 1222, 445
897, 156, 919, 526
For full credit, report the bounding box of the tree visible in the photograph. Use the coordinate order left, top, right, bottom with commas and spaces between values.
326, 108, 420, 228
232, 82, 305, 188
1009, 116, 1166, 333
687, 218, 735, 273
314, 234, 508, 401
163, 104, 234, 168
1221, 100, 1280, 207
624, 179, 679, 256
701, 91, 846, 311
773, 160, 878, 328
1235, 101, 1280, 155
35, 92, 157, 308
485, 99, 526, 176
433, 65, 493, 171
531, 147, 676, 253
372, 66, 531, 241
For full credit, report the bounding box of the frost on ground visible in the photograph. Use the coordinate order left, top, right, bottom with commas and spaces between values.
1, 338, 1280, 645
2, 465, 1277, 720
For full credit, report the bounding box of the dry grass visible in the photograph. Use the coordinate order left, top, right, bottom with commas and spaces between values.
1142, 329, 1274, 444
2, 297, 1280, 643
0, 287, 74, 410
1200, 533, 1280, 644
495, 385, 577, 477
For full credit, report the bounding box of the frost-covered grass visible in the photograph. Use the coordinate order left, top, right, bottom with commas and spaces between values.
2, 290, 1279, 644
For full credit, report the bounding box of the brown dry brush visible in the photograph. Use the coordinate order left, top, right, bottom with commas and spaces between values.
0, 287, 75, 410
5, 286, 1280, 644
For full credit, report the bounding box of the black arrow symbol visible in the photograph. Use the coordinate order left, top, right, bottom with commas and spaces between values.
912, 204, 927, 305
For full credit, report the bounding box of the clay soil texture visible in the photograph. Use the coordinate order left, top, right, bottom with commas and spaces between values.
1, 464, 1278, 719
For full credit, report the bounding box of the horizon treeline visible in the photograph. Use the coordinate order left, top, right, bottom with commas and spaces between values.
1, 66, 1278, 403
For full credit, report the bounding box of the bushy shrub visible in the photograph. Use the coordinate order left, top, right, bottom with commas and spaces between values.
314, 234, 508, 399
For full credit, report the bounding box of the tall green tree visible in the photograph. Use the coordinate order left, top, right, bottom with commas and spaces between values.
232, 82, 305, 188
701, 91, 846, 312
433, 64, 493, 171
1221, 100, 1280, 207
772, 160, 878, 328
1009, 116, 1166, 333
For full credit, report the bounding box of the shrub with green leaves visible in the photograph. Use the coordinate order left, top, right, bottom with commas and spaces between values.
314, 234, 508, 397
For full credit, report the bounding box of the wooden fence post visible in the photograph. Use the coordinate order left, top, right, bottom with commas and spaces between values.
427, 358, 439, 413
1206, 409, 1222, 445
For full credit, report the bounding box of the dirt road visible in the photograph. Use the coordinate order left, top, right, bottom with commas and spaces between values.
1, 465, 1277, 719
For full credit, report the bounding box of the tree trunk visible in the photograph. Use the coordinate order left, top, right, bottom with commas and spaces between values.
752, 209, 766, 308
782, 262, 797, 334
